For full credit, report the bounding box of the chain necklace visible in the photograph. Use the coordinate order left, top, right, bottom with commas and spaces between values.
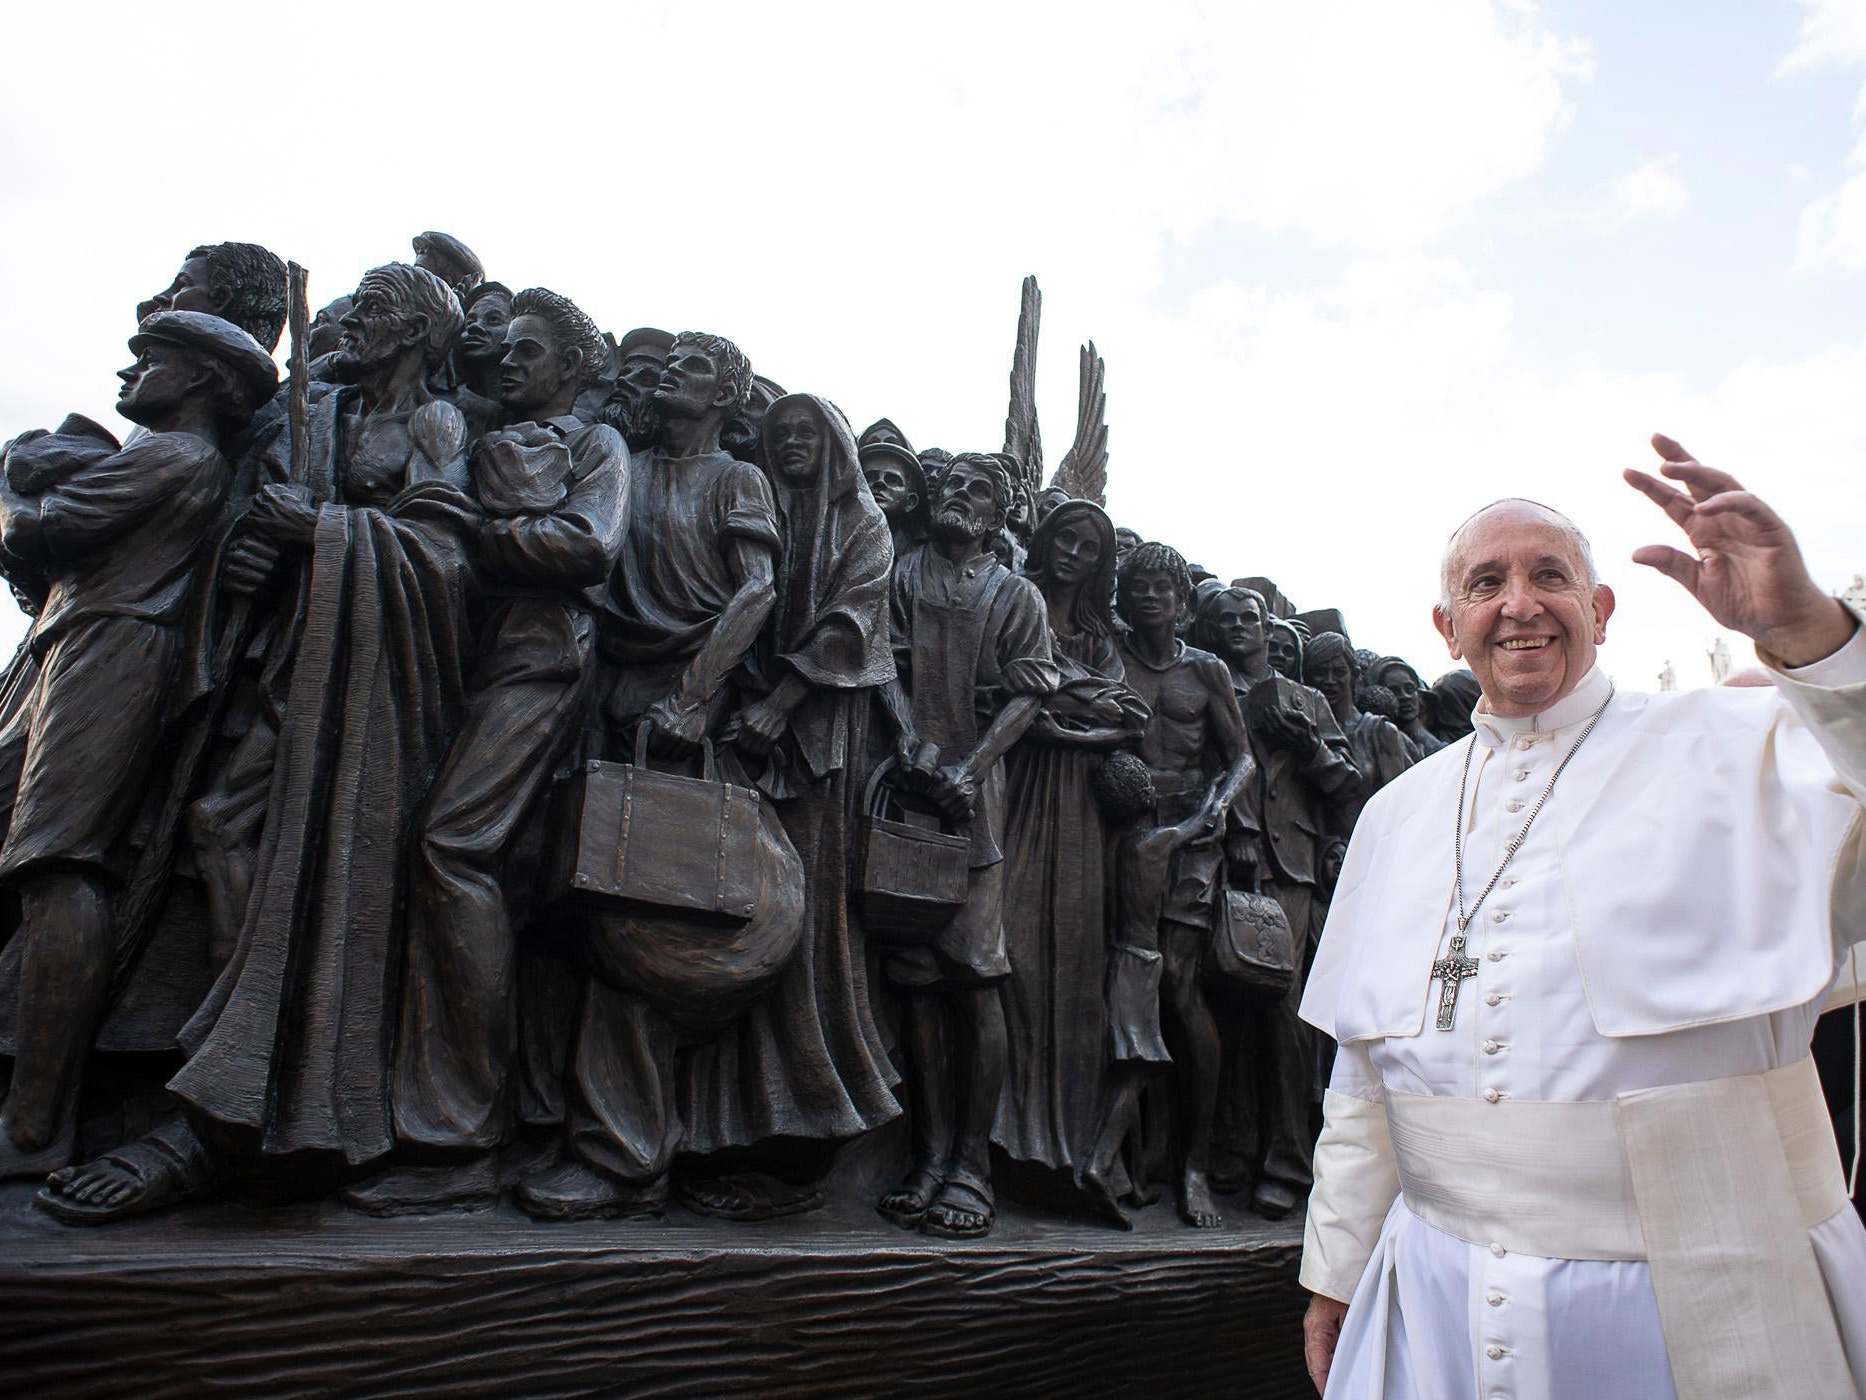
1430, 683, 1615, 1032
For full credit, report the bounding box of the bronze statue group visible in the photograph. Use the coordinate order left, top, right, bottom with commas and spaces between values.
0, 236, 1478, 1239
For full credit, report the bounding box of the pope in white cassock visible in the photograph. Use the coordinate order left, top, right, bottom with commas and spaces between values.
1300, 434, 1866, 1400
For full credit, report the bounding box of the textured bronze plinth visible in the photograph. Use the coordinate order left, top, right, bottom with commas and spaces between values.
0, 1184, 1306, 1398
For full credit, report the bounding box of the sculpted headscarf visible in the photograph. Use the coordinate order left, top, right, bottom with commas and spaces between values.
752, 393, 897, 793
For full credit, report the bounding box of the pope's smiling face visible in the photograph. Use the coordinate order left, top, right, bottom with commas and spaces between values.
1433, 502, 1615, 719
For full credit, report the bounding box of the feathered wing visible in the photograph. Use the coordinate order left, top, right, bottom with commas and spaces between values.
1050, 340, 1108, 506
1002, 275, 1042, 481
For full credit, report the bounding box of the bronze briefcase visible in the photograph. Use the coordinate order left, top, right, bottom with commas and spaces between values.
550, 733, 760, 925
854, 759, 970, 944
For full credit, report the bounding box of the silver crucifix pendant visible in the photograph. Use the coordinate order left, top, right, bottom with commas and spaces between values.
1430, 931, 1480, 1031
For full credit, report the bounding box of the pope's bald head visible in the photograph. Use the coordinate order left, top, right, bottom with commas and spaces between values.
1440, 498, 1598, 609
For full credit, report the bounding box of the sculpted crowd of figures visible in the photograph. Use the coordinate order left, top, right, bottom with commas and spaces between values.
0, 236, 1479, 1238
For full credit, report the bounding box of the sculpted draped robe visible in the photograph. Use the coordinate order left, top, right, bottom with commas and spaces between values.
677, 394, 902, 1151
168, 388, 478, 1165
1300, 619, 1866, 1400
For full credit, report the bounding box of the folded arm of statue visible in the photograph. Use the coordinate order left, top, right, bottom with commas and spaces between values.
472, 427, 574, 516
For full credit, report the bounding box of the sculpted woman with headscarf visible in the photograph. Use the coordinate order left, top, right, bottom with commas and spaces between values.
992, 499, 1148, 1195
679, 392, 902, 1218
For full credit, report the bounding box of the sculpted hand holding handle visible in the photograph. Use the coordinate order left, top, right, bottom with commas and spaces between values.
1624, 433, 1857, 668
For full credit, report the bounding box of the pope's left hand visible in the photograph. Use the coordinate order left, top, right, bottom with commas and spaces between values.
1624, 434, 1856, 668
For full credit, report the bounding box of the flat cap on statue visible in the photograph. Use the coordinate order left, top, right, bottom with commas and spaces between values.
616, 326, 676, 361
128, 309, 280, 404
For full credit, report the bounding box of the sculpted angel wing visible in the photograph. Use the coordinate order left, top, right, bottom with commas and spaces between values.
1002, 275, 1043, 481
1050, 340, 1108, 507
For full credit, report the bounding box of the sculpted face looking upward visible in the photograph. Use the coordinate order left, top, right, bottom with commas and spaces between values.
1433, 499, 1615, 719
933, 458, 1007, 543
460, 289, 514, 364
654, 339, 733, 423
137, 253, 218, 322
116, 343, 203, 427
331, 277, 420, 380
863, 460, 919, 522
766, 402, 823, 484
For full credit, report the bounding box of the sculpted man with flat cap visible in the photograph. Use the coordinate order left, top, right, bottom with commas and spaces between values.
1301, 439, 1866, 1399
0, 311, 276, 1179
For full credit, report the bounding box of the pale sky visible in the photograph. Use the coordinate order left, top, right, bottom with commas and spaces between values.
3, 0, 1864, 689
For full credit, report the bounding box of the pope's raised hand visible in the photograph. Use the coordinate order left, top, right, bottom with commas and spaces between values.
1623, 434, 1854, 668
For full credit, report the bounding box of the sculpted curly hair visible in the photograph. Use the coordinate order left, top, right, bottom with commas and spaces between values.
187, 242, 288, 352
671, 331, 754, 413
513, 287, 610, 388
1092, 750, 1158, 825
1116, 541, 1192, 624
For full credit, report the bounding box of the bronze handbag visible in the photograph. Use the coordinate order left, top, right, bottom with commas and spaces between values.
1208, 869, 1296, 1003
548, 731, 761, 925
854, 758, 971, 944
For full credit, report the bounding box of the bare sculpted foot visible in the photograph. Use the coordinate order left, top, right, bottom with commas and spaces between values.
36, 1138, 211, 1225
922, 1174, 995, 1240
1179, 1166, 1224, 1229
877, 1158, 943, 1231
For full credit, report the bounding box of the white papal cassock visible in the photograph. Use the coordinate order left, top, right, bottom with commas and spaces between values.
1300, 609, 1866, 1400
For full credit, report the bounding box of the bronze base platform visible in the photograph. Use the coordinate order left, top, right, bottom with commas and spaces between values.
0, 1181, 1306, 1398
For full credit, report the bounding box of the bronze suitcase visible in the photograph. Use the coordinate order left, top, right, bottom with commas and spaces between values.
855, 759, 970, 944
551, 734, 760, 925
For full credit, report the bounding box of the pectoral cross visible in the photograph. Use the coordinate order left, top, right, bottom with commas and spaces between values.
1431, 932, 1480, 1031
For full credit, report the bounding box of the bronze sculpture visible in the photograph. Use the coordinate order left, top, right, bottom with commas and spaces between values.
1192, 586, 1358, 1219
1112, 543, 1254, 1228
875, 451, 1059, 1238
676, 393, 902, 1220
994, 500, 1146, 1201
860, 437, 928, 560
514, 329, 795, 1222
0, 312, 277, 1181
0, 258, 1444, 1395
348, 288, 627, 1215
1303, 630, 1412, 836
449, 280, 515, 439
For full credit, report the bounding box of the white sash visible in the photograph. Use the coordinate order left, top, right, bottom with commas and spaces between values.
1384, 1058, 1857, 1399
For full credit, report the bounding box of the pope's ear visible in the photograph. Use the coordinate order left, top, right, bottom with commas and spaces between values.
1591, 582, 1616, 644
1433, 603, 1462, 659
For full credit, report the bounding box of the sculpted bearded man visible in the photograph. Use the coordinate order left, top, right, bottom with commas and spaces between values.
1301, 436, 1866, 1399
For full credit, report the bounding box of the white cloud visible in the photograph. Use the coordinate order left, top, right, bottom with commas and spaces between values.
1782, 0, 1866, 270
1610, 158, 1689, 222
0, 0, 1856, 698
